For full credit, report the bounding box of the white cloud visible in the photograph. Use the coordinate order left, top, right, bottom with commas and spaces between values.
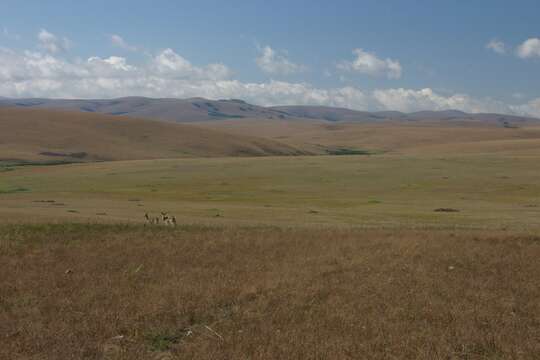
511, 98, 540, 118
110, 34, 138, 52
0, 44, 538, 118
256, 46, 305, 75
486, 39, 506, 54
38, 29, 71, 54
338, 48, 402, 79
152, 48, 231, 80
372, 88, 512, 114
517, 38, 540, 59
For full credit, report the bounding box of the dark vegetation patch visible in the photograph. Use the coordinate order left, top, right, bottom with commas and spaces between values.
326, 148, 381, 156
501, 121, 519, 129
0, 187, 30, 195
40, 151, 88, 159
108, 111, 130, 116
219, 99, 247, 104
207, 111, 245, 119
146, 331, 181, 352
434, 208, 461, 213
367, 199, 382, 204
0, 159, 85, 167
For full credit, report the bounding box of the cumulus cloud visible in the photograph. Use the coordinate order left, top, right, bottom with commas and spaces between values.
256, 45, 305, 75
152, 48, 231, 80
0, 43, 538, 118
110, 34, 138, 52
486, 39, 506, 54
38, 29, 71, 54
516, 38, 540, 59
338, 48, 402, 79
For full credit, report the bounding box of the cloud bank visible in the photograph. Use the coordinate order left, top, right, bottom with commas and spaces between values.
0, 30, 538, 118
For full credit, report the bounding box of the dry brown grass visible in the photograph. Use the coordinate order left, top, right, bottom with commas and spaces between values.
1, 224, 539, 359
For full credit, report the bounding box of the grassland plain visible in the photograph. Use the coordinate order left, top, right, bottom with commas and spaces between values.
0, 154, 540, 229
1, 224, 539, 359
2, 151, 540, 358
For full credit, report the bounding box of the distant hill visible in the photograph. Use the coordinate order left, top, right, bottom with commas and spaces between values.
270, 105, 383, 122
0, 96, 537, 125
0, 97, 292, 123
0, 107, 307, 164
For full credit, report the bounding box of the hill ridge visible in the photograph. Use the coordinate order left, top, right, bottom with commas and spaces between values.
1, 97, 537, 124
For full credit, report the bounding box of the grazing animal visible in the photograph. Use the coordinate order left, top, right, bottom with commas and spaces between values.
161, 212, 177, 227
144, 213, 160, 225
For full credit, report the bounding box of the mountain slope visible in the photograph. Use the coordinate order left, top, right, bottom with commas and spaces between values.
0, 107, 307, 164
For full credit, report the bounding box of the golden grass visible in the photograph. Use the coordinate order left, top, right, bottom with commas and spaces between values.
1, 224, 539, 359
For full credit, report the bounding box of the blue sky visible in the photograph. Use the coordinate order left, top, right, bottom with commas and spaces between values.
1, 0, 539, 115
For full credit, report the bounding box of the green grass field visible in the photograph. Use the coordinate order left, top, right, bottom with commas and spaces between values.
1, 154, 539, 230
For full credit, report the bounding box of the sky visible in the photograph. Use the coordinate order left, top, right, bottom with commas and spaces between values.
1, 0, 539, 116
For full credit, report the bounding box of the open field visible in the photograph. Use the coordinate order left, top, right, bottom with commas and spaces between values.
1, 154, 540, 230
2, 224, 539, 359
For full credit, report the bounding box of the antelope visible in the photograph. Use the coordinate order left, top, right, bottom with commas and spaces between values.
144, 213, 160, 225
161, 212, 177, 227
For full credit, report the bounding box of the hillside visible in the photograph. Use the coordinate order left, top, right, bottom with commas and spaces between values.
0, 107, 306, 164
196, 118, 540, 155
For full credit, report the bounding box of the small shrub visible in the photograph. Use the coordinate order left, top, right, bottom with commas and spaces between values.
147, 332, 180, 352
0, 187, 30, 194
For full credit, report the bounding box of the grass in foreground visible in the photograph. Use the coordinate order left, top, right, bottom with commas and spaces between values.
1, 224, 539, 359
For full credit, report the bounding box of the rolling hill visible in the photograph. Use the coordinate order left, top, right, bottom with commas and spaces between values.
1, 97, 537, 125
196, 117, 540, 155
0, 97, 293, 123
0, 107, 307, 164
